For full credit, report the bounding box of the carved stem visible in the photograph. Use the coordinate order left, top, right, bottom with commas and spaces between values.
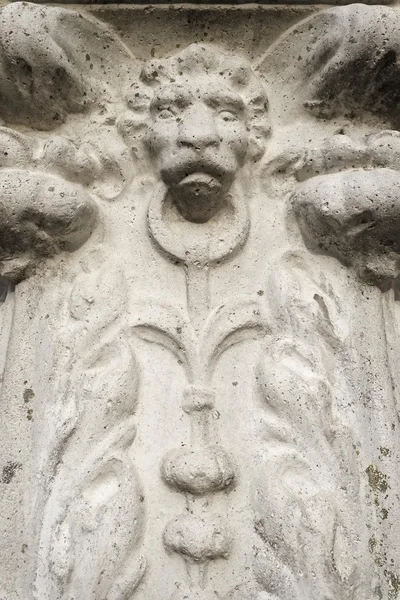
163, 258, 235, 596
185, 263, 210, 333
190, 408, 211, 446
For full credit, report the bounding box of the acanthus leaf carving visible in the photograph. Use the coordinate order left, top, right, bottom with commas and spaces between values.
33, 261, 145, 600
251, 254, 372, 600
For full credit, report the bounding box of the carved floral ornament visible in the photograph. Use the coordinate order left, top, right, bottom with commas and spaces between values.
2, 2, 400, 599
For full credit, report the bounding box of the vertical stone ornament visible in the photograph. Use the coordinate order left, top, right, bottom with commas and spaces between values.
2, 2, 400, 600
131, 45, 269, 597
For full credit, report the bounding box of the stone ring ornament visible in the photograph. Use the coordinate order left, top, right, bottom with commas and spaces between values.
148, 183, 250, 268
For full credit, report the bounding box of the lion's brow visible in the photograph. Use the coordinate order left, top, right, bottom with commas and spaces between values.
204, 90, 245, 112
151, 86, 189, 107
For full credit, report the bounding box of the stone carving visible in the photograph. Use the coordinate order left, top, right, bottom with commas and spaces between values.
255, 253, 365, 599
257, 6, 400, 599
0, 1, 142, 280
33, 264, 145, 600
292, 166, 400, 288
2, 2, 400, 600
0, 168, 97, 281
128, 45, 269, 597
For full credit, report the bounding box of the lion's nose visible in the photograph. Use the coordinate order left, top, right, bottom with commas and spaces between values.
178, 105, 219, 151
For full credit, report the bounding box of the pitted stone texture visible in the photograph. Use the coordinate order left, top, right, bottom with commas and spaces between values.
292, 168, 400, 288
1, 3, 400, 600
0, 169, 97, 281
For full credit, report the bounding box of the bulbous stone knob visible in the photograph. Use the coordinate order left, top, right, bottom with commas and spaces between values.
163, 514, 232, 562
162, 446, 236, 495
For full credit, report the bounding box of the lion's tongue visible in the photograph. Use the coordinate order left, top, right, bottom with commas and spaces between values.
181, 173, 216, 184
179, 173, 221, 193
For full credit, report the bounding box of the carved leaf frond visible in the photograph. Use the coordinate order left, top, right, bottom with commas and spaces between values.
69, 264, 127, 335
255, 335, 364, 599
36, 416, 144, 600
257, 338, 337, 465
75, 336, 140, 439
106, 554, 147, 600
199, 296, 269, 376
35, 260, 146, 599
253, 537, 302, 600
131, 301, 196, 377
266, 251, 348, 352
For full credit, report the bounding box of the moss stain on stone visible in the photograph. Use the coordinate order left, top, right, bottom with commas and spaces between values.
380, 447, 391, 457
23, 388, 34, 403
366, 464, 389, 493
1, 461, 22, 484
385, 570, 400, 599
368, 532, 398, 597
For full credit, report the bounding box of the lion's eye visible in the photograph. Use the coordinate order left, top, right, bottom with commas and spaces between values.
157, 108, 175, 120
219, 110, 238, 122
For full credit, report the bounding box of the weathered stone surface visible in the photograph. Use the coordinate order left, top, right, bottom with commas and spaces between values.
1, 2, 400, 600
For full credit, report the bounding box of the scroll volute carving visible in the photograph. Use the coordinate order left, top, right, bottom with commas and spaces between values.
0, 5, 148, 598
0, 169, 97, 282
245, 8, 400, 600
5, 2, 400, 599
286, 7, 400, 291
300, 5, 400, 127
0, 128, 99, 281
257, 4, 400, 127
